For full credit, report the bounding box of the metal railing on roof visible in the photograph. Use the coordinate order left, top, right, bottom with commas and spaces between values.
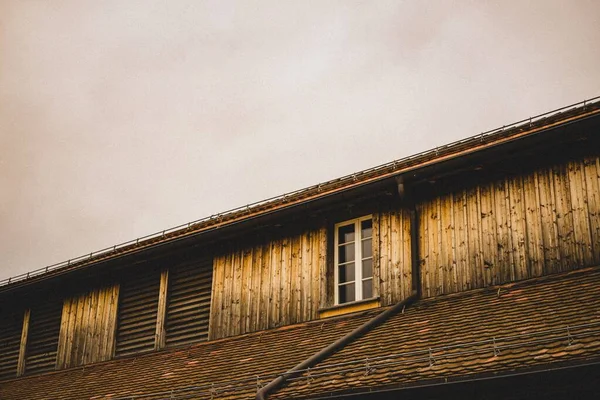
1, 95, 599, 288
106, 320, 600, 399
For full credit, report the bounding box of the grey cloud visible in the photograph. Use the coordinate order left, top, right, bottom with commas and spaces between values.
1, 0, 599, 279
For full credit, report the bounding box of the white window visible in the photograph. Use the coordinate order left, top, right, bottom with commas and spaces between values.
334, 216, 373, 304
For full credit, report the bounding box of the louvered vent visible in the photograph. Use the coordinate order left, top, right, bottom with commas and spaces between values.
165, 258, 213, 347
115, 268, 161, 357
0, 309, 22, 380
24, 300, 62, 375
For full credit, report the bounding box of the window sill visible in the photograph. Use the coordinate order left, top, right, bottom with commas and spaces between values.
318, 297, 380, 319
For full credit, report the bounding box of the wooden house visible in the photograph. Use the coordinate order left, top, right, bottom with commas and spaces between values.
1, 98, 600, 399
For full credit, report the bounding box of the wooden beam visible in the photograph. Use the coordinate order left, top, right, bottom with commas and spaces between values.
17, 308, 30, 376
154, 269, 169, 350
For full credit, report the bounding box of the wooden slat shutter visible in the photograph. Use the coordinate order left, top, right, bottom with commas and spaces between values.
24, 300, 62, 375
115, 268, 161, 357
165, 258, 212, 347
0, 309, 22, 380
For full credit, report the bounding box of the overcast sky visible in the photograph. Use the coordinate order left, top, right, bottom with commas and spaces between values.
1, 1, 599, 280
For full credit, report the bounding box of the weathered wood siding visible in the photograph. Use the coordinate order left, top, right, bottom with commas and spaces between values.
24, 300, 62, 374
164, 258, 212, 347
210, 227, 327, 339
56, 285, 120, 369
373, 209, 412, 306
418, 156, 600, 297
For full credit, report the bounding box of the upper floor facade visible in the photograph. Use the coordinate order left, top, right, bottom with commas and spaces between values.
1, 98, 599, 381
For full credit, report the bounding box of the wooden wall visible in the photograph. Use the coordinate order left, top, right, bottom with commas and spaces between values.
418, 156, 600, 297
210, 211, 414, 339
56, 285, 120, 369
210, 227, 327, 339
373, 209, 412, 306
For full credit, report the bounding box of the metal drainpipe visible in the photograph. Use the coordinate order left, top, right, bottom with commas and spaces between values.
255, 293, 418, 400
256, 186, 422, 400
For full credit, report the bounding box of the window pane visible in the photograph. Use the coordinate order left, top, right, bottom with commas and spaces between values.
362, 279, 373, 299
338, 224, 355, 244
361, 238, 372, 259
361, 259, 372, 279
361, 219, 372, 238
338, 243, 355, 264
338, 283, 355, 304
338, 263, 355, 283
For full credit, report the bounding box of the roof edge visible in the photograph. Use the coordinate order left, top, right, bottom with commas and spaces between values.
2, 96, 600, 290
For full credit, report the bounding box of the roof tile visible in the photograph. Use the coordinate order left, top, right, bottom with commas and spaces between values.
1, 268, 599, 399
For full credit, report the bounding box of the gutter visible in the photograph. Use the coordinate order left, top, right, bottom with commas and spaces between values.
255, 292, 418, 400
2, 102, 599, 291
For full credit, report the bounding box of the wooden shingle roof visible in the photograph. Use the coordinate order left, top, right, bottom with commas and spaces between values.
2, 268, 599, 399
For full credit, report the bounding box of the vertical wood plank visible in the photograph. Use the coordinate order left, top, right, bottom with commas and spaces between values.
208, 254, 224, 340
271, 240, 282, 326
525, 172, 544, 277
312, 228, 323, 316
221, 252, 234, 338
418, 202, 430, 297
97, 288, 109, 362
508, 176, 528, 280
431, 197, 442, 296
232, 250, 244, 336
242, 247, 252, 333
372, 212, 381, 301
537, 168, 561, 274
443, 193, 460, 293
583, 156, 600, 263
569, 160, 594, 266
399, 209, 418, 300
479, 183, 497, 286
55, 299, 70, 369
454, 189, 470, 292
498, 178, 515, 283
16, 309, 30, 376
154, 269, 169, 350
317, 227, 326, 315
301, 232, 310, 322
250, 244, 261, 334
390, 210, 400, 302
383, 210, 393, 304
553, 164, 576, 271
288, 237, 298, 324
260, 243, 272, 330
104, 286, 117, 360
109, 285, 120, 359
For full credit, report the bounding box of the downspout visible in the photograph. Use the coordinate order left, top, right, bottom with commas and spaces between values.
256, 178, 423, 400
255, 293, 418, 400
410, 205, 422, 298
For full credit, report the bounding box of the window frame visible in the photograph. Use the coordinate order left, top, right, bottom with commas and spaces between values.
333, 215, 374, 305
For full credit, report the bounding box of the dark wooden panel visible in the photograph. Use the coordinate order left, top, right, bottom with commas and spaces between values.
0, 309, 22, 380
24, 300, 62, 375
115, 269, 161, 357
165, 258, 212, 347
